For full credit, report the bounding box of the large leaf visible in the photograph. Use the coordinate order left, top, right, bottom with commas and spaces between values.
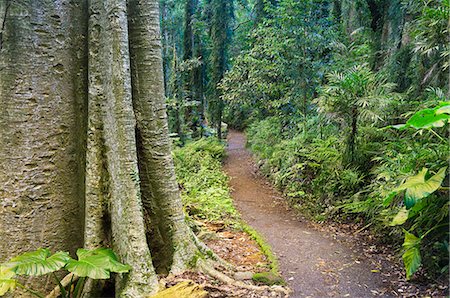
402, 231, 422, 280
406, 108, 450, 129
66, 248, 131, 279
88, 248, 131, 273
0, 266, 16, 296
393, 102, 450, 130
8, 249, 69, 276
436, 104, 450, 115
390, 207, 409, 226
395, 167, 447, 209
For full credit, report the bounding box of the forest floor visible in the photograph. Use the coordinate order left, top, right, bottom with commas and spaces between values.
222, 130, 446, 298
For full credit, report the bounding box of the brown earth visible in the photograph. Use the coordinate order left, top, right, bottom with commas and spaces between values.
223, 130, 396, 298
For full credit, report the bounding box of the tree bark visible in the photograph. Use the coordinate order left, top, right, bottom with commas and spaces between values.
0, 0, 203, 296
0, 0, 87, 293
127, 0, 199, 275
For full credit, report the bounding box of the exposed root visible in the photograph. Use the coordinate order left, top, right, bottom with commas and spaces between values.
196, 259, 290, 295
45, 273, 78, 298
192, 233, 234, 271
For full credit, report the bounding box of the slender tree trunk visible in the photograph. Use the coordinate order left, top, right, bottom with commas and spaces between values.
193, 26, 205, 137
347, 106, 358, 164
210, 0, 232, 140
183, 0, 197, 136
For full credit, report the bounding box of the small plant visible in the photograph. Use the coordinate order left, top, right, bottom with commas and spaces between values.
0, 248, 131, 297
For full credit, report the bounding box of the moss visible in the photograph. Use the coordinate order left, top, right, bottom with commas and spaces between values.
252, 272, 284, 286
241, 224, 280, 274
187, 251, 204, 268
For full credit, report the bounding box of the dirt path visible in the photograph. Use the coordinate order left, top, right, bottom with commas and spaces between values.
224, 130, 393, 298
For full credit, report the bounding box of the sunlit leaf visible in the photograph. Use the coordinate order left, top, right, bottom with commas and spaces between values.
436, 104, 450, 115
402, 231, 422, 280
395, 167, 447, 209
66, 248, 131, 279
405, 108, 450, 129
85, 248, 131, 273
0, 266, 16, 295
390, 207, 409, 226
8, 249, 69, 276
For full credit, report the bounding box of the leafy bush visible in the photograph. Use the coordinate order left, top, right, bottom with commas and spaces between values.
0, 248, 130, 297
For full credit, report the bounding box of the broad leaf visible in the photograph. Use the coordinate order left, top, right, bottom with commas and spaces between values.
390, 207, 409, 226
0, 266, 16, 295
395, 167, 447, 209
66, 256, 110, 279
8, 249, 69, 276
66, 248, 131, 279
402, 231, 422, 280
393, 103, 450, 130
405, 108, 450, 129
88, 248, 131, 273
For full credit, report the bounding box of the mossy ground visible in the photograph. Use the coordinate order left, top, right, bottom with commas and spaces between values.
173, 138, 283, 280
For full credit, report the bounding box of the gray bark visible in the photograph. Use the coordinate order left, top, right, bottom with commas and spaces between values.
0, 0, 87, 292
84, 0, 158, 296
0, 0, 200, 297
127, 0, 199, 275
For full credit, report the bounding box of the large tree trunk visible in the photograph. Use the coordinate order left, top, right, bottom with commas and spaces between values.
0, 0, 87, 292
0, 0, 202, 297
127, 0, 198, 275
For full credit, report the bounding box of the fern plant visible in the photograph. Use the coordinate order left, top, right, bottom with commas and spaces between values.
316, 64, 395, 164
0, 248, 131, 298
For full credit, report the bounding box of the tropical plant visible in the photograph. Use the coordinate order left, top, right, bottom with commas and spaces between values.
0, 248, 131, 297
411, 0, 450, 80
317, 64, 396, 164
386, 102, 450, 279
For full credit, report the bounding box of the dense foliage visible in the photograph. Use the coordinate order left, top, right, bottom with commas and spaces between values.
163, 0, 449, 282
173, 138, 240, 222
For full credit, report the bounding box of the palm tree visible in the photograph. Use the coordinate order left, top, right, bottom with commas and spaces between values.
316, 65, 395, 164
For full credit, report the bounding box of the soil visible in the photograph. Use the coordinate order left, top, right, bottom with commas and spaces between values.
223, 130, 395, 298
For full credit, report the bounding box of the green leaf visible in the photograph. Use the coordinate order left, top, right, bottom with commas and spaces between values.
405, 108, 450, 129
8, 249, 70, 276
0, 266, 16, 295
66, 257, 110, 279
66, 248, 131, 279
402, 231, 422, 280
395, 167, 447, 209
383, 191, 397, 206
89, 248, 132, 273
390, 207, 409, 226
0, 279, 16, 296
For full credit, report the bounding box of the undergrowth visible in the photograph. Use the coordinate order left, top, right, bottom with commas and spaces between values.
246, 111, 449, 280
173, 138, 280, 276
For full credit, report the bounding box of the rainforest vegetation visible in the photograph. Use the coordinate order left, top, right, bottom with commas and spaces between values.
161, 0, 449, 284
0, 0, 448, 297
